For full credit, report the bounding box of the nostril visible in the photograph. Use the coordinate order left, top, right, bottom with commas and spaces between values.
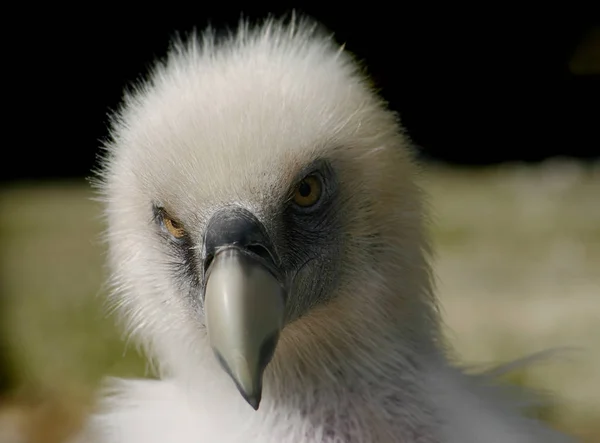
246, 243, 274, 264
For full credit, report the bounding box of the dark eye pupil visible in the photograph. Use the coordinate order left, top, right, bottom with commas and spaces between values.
298, 181, 312, 197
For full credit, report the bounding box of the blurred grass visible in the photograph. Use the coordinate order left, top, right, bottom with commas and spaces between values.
0, 160, 599, 442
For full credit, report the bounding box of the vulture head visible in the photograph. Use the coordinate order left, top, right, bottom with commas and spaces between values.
86, 16, 570, 443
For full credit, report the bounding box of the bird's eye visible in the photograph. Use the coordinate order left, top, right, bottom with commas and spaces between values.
162, 214, 186, 239
293, 174, 322, 207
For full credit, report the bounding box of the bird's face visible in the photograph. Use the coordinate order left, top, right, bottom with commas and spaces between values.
101, 26, 430, 410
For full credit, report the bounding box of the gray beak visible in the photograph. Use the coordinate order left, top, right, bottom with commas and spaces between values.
202, 208, 286, 410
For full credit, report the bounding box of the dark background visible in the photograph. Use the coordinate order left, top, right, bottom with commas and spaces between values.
4, 4, 599, 181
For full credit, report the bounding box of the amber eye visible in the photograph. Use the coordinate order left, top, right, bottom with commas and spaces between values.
162, 214, 186, 239
293, 175, 322, 207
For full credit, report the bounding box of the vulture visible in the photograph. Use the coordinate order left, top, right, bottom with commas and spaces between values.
74, 16, 572, 443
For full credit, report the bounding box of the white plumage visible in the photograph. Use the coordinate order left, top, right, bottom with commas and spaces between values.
75, 17, 572, 443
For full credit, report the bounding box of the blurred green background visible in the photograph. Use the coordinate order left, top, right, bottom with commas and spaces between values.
0, 161, 598, 443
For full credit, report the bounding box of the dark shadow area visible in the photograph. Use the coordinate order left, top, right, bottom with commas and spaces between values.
4, 4, 599, 181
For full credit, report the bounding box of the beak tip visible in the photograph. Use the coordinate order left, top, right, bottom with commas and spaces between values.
242, 391, 262, 410
213, 349, 264, 411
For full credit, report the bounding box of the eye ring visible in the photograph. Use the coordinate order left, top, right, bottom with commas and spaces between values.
162, 213, 186, 239
293, 174, 322, 208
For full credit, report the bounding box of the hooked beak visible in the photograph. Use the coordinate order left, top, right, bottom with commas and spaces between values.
202, 208, 286, 410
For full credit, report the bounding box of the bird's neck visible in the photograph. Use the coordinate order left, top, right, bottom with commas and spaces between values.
256, 285, 437, 421
258, 331, 440, 442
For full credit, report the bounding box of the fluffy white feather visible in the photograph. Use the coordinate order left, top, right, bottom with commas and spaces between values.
74, 16, 573, 443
